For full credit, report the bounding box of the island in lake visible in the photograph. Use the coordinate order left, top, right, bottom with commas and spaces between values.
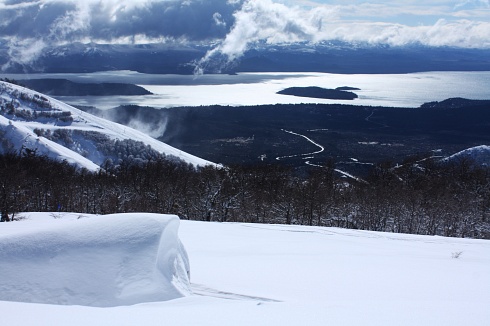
336, 86, 361, 91
277, 86, 359, 100
20, 79, 153, 96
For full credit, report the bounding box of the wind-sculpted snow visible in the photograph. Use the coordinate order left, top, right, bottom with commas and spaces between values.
0, 213, 191, 307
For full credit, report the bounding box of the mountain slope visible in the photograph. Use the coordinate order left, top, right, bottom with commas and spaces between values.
444, 145, 490, 166
0, 81, 214, 170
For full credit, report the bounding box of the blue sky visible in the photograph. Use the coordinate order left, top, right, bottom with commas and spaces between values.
288, 0, 490, 24
1, 0, 489, 67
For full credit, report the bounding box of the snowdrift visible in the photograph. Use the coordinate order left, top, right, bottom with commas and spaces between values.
0, 213, 191, 307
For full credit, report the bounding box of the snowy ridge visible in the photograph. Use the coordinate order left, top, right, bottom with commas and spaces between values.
0, 213, 191, 307
444, 145, 490, 166
0, 81, 215, 170
0, 115, 100, 170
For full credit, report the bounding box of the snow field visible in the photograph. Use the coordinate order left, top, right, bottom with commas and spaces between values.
0, 213, 489, 325
181, 222, 490, 304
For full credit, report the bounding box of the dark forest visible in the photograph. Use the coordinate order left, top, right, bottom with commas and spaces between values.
1, 153, 488, 239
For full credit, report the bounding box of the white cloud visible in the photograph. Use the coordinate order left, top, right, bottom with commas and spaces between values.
0, 0, 241, 68
454, 0, 490, 10
320, 19, 490, 48
195, 0, 490, 72
196, 0, 336, 71
1, 37, 46, 70
1, 0, 490, 71
213, 12, 227, 27
0, 0, 240, 41
48, 2, 91, 42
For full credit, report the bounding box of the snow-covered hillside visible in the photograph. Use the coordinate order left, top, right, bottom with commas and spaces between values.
444, 145, 490, 166
0, 81, 214, 170
1, 213, 489, 325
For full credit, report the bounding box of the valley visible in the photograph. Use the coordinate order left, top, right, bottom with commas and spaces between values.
85, 99, 490, 175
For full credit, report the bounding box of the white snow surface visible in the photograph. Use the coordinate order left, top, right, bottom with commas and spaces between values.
445, 145, 490, 166
0, 213, 191, 307
1, 213, 489, 325
0, 81, 215, 169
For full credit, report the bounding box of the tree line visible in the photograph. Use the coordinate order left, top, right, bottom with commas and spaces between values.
1, 153, 489, 239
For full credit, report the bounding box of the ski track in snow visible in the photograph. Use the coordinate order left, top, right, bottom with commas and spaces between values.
239, 223, 474, 245
191, 284, 281, 303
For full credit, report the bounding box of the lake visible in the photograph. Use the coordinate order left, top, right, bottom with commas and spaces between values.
4, 71, 490, 109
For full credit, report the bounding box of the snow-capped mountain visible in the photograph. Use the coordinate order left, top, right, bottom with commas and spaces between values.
0, 81, 215, 171
444, 145, 490, 166
2, 42, 490, 74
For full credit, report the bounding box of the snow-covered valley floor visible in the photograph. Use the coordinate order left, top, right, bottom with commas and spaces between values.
1, 213, 489, 325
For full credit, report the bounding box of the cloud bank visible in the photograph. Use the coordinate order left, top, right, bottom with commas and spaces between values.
196, 0, 490, 72
1, 0, 489, 70
0, 0, 239, 42
0, 0, 241, 68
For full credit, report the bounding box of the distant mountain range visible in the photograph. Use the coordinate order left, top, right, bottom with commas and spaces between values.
0, 81, 214, 171
2, 42, 490, 74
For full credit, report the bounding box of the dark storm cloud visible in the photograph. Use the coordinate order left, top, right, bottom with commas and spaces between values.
87, 1, 239, 41
0, 0, 242, 42
1, 0, 489, 70
0, 2, 77, 38
0, 0, 244, 68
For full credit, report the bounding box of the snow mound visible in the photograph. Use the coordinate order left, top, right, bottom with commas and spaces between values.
0, 213, 191, 307
444, 145, 490, 166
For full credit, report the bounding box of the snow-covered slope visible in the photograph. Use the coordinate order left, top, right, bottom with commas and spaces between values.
1, 213, 489, 325
0, 213, 191, 307
0, 81, 214, 170
444, 145, 490, 166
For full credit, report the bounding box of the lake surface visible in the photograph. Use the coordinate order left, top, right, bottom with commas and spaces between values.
4, 71, 490, 109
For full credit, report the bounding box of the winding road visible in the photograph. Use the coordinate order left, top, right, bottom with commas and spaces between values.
275, 129, 325, 161
364, 108, 390, 128
275, 129, 369, 183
